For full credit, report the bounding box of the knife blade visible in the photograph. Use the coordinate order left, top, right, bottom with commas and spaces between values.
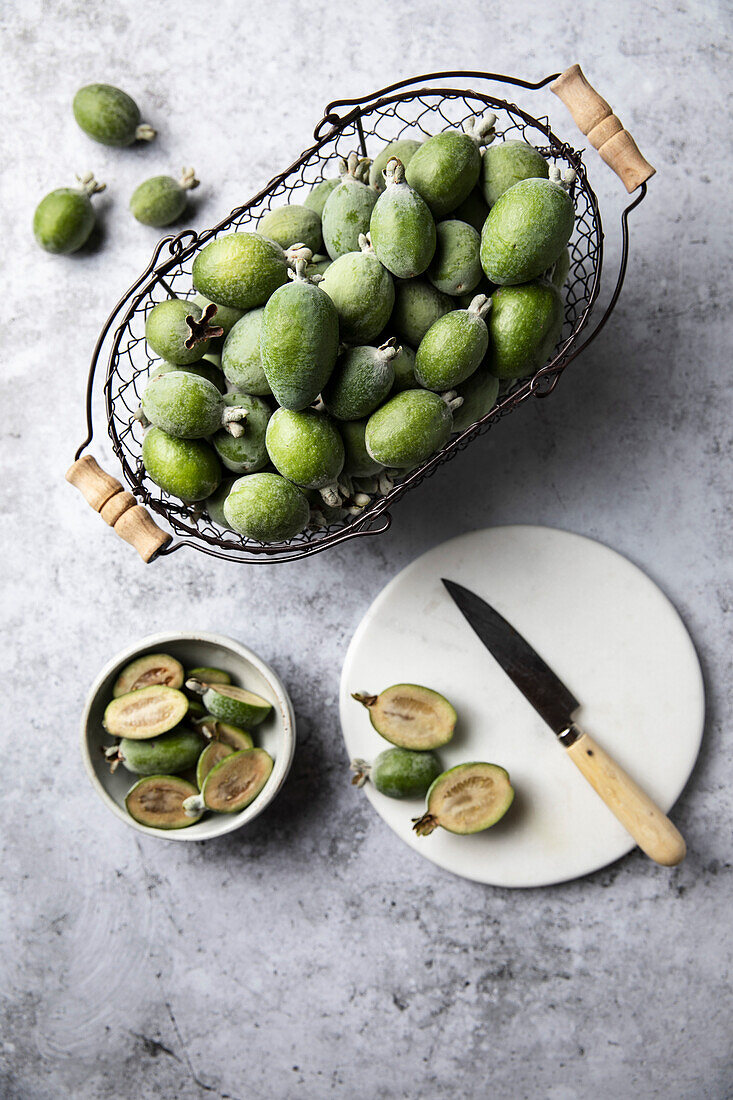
441, 577, 687, 866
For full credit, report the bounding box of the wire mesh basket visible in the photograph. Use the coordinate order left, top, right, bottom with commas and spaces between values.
68, 66, 653, 563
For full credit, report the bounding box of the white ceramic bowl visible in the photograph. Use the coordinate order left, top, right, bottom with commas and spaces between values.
80, 631, 296, 841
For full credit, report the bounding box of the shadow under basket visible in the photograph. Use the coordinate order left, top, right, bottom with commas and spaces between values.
67, 65, 653, 564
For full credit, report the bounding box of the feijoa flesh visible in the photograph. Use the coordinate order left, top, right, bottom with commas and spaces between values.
184, 749, 274, 815
110, 728, 205, 776
352, 684, 456, 749
104, 685, 189, 740
33, 173, 106, 254
126, 775, 201, 829
73, 83, 155, 146
142, 427, 221, 502
412, 762, 514, 836
351, 747, 442, 799
196, 740, 234, 789
187, 679, 272, 728
113, 653, 184, 697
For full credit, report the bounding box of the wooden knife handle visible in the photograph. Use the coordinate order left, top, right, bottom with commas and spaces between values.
566, 728, 686, 866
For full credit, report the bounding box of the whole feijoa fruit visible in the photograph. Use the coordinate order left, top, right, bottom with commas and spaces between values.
221, 308, 271, 396
223, 471, 310, 542
193, 295, 244, 341
369, 138, 422, 191
405, 114, 496, 217
303, 177, 340, 218
142, 371, 248, 439
142, 426, 221, 501
415, 294, 490, 391
451, 368, 500, 433
321, 153, 378, 259
369, 158, 436, 279
480, 139, 549, 207
73, 83, 155, 146
320, 234, 394, 344
192, 232, 289, 310
211, 393, 271, 474
480, 169, 575, 285
130, 168, 199, 227
110, 728, 205, 777
323, 340, 399, 421
365, 389, 453, 469
390, 279, 452, 346
205, 478, 235, 528
33, 173, 105, 254
261, 259, 339, 410
427, 219, 482, 296
150, 358, 226, 394
550, 246, 570, 290
340, 419, 384, 478
265, 408, 344, 505
387, 342, 417, 393
488, 279, 564, 379
449, 187, 490, 233
413, 762, 514, 836
145, 299, 213, 365
351, 747, 442, 799
259, 204, 323, 253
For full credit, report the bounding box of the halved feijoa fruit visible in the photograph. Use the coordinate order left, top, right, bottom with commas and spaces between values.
125, 775, 201, 829
186, 680, 272, 728
112, 653, 184, 697
351, 746, 442, 799
186, 666, 232, 686
352, 684, 456, 749
103, 685, 189, 740
412, 762, 514, 836
194, 715, 254, 751
185, 748, 274, 815
196, 740, 234, 789
108, 728, 205, 776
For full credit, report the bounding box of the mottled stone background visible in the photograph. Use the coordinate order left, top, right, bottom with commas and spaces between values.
1, 1, 731, 1097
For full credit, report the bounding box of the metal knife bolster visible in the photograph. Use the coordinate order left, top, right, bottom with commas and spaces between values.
557, 722, 582, 747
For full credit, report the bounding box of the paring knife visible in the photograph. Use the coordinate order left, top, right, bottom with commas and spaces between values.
442, 578, 686, 867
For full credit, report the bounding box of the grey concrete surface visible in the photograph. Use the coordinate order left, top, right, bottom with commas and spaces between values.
1, 1, 731, 1097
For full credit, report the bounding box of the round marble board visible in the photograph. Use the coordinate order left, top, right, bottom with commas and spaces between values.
339, 526, 704, 887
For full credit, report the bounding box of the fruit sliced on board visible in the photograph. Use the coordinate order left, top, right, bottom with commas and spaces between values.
106, 728, 205, 776
186, 680, 273, 727
113, 653, 184, 697
352, 684, 456, 749
196, 740, 234, 789
350, 747, 442, 799
125, 775, 201, 829
194, 716, 254, 752
183, 749, 274, 815
103, 685, 189, 740
412, 762, 514, 836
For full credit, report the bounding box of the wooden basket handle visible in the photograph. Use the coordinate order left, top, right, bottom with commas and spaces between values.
550, 64, 655, 193
66, 455, 171, 563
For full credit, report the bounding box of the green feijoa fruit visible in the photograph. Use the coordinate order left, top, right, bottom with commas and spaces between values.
389, 342, 417, 393
307, 254, 332, 278
427, 220, 482, 297
261, 261, 339, 410
187, 667, 232, 686
390, 279, 452, 346
369, 158, 436, 279
320, 235, 394, 344
456, 275, 496, 310
365, 390, 452, 469
259, 204, 323, 253
353, 684, 456, 749
480, 139, 549, 207
489, 279, 564, 379
351, 747, 442, 799
113, 653, 184, 697
405, 115, 496, 217
151, 358, 227, 394
195, 716, 254, 752
323, 340, 398, 421
196, 740, 234, 789
142, 427, 221, 501
192, 232, 289, 310
187, 699, 206, 719
184, 748, 273, 815
221, 308, 272, 396
127, 775, 201, 828
212, 393, 271, 474
142, 371, 247, 439
194, 295, 244, 341
412, 762, 514, 836
451, 368, 500, 433
415, 294, 490, 391
186, 679, 273, 728
369, 138, 422, 191
303, 177, 340, 218
73, 83, 155, 146
321, 154, 378, 259
550, 246, 570, 290
145, 299, 212, 366
340, 418, 384, 478
130, 169, 199, 227
104, 685, 190, 740
450, 187, 490, 233
223, 472, 310, 542
205, 478, 234, 528
111, 728, 205, 777
265, 408, 344, 504
480, 170, 575, 286
33, 173, 105, 254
